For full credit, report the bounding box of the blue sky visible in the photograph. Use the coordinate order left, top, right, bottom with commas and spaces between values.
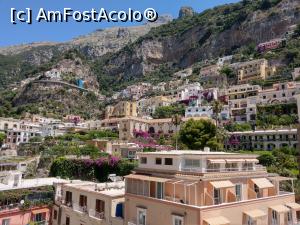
0, 0, 240, 47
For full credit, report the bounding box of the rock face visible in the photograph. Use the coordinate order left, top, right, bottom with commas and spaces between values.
179, 6, 195, 18
1, 0, 300, 92
0, 16, 172, 59
98, 0, 300, 83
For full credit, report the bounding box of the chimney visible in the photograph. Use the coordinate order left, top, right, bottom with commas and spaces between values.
204, 147, 210, 152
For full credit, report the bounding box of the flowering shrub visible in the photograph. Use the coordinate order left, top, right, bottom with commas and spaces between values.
50, 156, 136, 182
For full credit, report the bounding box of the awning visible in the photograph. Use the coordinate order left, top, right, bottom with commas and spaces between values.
32, 208, 49, 214
251, 178, 274, 189
286, 202, 300, 210
125, 174, 170, 183
208, 159, 226, 164
269, 205, 290, 213
204, 216, 230, 225
244, 209, 266, 218
245, 159, 259, 163
225, 159, 245, 163
210, 180, 234, 189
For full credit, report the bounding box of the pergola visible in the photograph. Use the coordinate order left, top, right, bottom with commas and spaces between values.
165, 179, 198, 205
268, 176, 296, 193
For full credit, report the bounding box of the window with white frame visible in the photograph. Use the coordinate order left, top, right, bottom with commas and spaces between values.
156, 182, 164, 199
213, 188, 221, 205
173, 215, 184, 225
271, 210, 278, 225
137, 208, 146, 225
235, 184, 242, 201
184, 159, 200, 168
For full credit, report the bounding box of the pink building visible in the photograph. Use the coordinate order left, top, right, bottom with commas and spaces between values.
0, 206, 51, 225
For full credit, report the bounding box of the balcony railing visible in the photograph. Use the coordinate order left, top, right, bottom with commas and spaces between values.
73, 203, 88, 213
89, 209, 105, 220
181, 166, 264, 173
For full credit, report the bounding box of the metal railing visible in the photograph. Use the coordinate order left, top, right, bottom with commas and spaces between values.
73, 203, 88, 213
89, 209, 105, 220
181, 166, 265, 173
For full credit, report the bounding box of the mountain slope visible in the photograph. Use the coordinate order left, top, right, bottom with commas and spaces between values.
93, 0, 300, 92
0, 17, 171, 89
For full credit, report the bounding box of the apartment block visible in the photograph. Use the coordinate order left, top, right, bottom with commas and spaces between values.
53, 180, 125, 225
226, 129, 298, 151
258, 82, 300, 104
137, 96, 174, 117
227, 84, 261, 122
237, 59, 276, 84
105, 101, 137, 119
125, 150, 299, 225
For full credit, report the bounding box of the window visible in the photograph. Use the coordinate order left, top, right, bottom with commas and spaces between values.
140, 157, 147, 164
33, 213, 45, 222
173, 215, 184, 225
213, 188, 221, 205
271, 210, 278, 225
79, 195, 87, 207
287, 210, 293, 224
2, 219, 10, 225
184, 159, 200, 168
137, 208, 146, 225
53, 210, 58, 220
65, 191, 72, 206
96, 199, 105, 213
66, 216, 70, 225
245, 215, 255, 225
156, 182, 164, 199
235, 184, 242, 201
165, 158, 173, 165
155, 158, 162, 165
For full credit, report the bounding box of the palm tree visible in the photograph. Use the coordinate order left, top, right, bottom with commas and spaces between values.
171, 114, 182, 150
211, 100, 223, 127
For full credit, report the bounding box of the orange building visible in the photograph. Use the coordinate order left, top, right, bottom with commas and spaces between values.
124, 150, 299, 225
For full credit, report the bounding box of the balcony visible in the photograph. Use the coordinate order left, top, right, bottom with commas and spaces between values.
73, 203, 88, 213
89, 209, 105, 220
181, 166, 263, 173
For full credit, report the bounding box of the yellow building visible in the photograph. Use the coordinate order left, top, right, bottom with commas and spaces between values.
137, 96, 174, 117
105, 101, 137, 119
237, 59, 276, 84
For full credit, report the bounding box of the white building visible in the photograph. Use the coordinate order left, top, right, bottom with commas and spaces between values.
5, 130, 42, 150
177, 82, 203, 101
185, 100, 229, 120
227, 84, 261, 122
45, 69, 61, 80
226, 129, 298, 151
217, 55, 233, 66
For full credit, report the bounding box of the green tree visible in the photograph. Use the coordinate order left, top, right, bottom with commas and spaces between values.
172, 114, 182, 150
153, 104, 185, 119
211, 100, 223, 127
179, 119, 218, 150
293, 24, 300, 37
0, 132, 6, 146
220, 66, 235, 79
258, 153, 276, 167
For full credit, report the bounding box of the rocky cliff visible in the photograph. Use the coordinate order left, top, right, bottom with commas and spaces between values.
95, 0, 300, 88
